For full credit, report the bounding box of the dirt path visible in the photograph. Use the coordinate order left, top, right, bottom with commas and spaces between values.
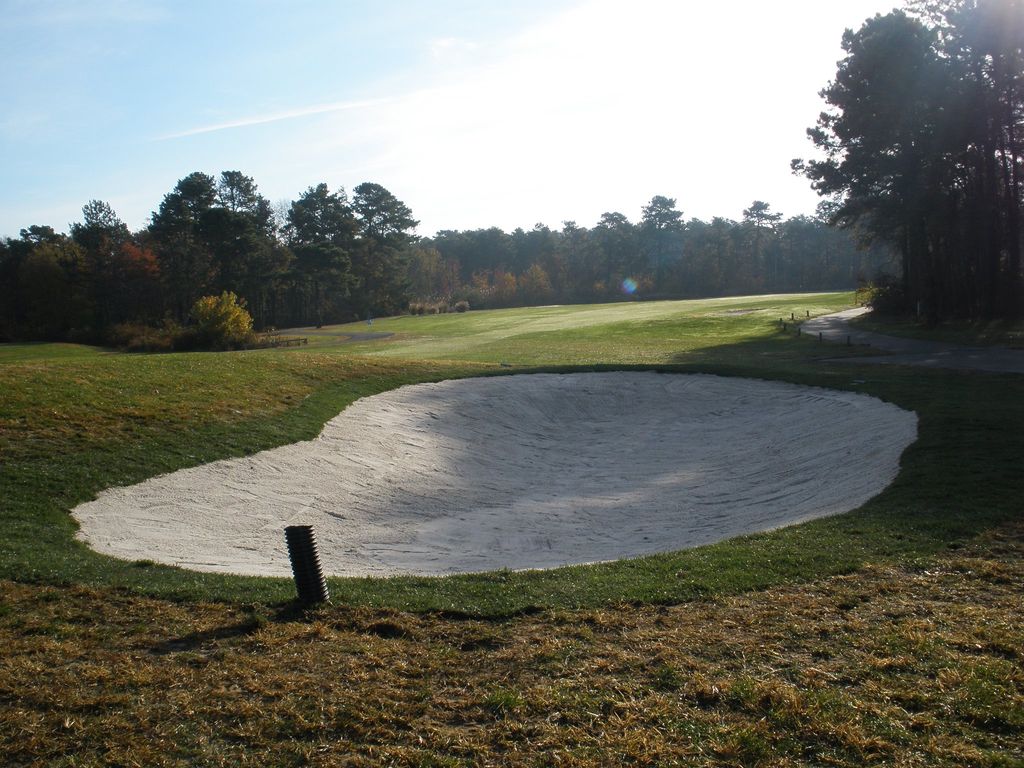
803, 308, 1024, 374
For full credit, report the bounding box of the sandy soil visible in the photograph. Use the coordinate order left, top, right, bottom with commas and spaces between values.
73, 372, 917, 577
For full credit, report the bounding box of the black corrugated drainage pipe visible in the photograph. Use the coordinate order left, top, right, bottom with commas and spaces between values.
285, 525, 330, 605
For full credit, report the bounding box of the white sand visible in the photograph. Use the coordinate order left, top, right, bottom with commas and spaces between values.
72, 372, 917, 577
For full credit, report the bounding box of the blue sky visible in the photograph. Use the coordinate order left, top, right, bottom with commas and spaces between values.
1, 0, 897, 238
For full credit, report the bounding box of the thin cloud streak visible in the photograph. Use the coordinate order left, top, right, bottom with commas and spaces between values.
155, 97, 393, 141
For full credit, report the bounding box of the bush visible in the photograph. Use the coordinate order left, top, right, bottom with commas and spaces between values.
856, 276, 907, 316
107, 320, 180, 352
454, 300, 470, 313
411, 300, 456, 315
188, 292, 256, 350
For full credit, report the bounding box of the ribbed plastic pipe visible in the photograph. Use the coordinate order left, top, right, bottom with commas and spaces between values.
284, 525, 330, 604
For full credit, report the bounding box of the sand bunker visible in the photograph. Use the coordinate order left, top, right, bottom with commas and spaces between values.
73, 373, 917, 577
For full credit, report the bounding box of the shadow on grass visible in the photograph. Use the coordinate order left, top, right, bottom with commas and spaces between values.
4, 329, 1021, 617
317, 334, 1023, 616
151, 616, 268, 654
150, 599, 348, 653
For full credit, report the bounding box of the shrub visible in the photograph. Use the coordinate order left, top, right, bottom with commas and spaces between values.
857, 275, 906, 316
460, 286, 489, 309
107, 320, 180, 352
454, 300, 470, 313
188, 292, 256, 350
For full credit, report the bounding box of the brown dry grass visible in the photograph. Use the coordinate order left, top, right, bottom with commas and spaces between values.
1, 524, 1021, 767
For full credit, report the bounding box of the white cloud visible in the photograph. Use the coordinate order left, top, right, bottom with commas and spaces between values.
268, 0, 895, 233
71, 0, 894, 236
155, 97, 393, 141
428, 37, 480, 59
286, 0, 872, 230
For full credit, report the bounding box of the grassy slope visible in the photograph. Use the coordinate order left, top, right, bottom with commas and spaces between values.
1, 291, 1021, 614
2, 525, 1020, 767
0, 341, 113, 364
2, 291, 1022, 766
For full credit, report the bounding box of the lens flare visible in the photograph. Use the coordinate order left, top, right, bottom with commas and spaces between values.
621, 277, 638, 295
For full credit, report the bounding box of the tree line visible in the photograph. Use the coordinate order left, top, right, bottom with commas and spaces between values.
0, 176, 891, 343
0, 173, 417, 342
796, 0, 1023, 320
2, 0, 1019, 341
410, 198, 892, 310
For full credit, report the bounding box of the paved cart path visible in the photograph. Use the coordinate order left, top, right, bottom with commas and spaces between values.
804, 308, 1024, 374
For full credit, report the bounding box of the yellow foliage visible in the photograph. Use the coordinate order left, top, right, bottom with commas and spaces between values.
190, 292, 254, 348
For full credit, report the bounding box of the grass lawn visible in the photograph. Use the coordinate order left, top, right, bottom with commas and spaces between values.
0, 341, 114, 364
293, 292, 853, 365
1, 290, 1021, 765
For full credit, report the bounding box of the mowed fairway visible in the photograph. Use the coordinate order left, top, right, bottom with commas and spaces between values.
290, 292, 852, 364
1, 292, 1022, 766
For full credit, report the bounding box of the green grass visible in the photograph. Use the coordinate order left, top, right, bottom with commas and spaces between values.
295, 292, 853, 364
0, 341, 114, 364
2, 291, 1022, 766
1, 291, 1022, 616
